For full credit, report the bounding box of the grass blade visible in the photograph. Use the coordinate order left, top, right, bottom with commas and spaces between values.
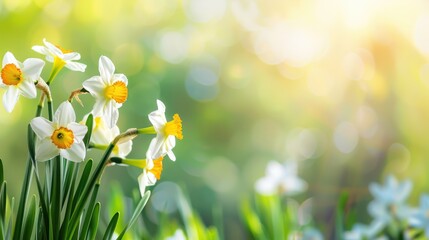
83, 114, 93, 149
86, 202, 100, 240
22, 195, 37, 240
102, 212, 119, 240
116, 191, 151, 240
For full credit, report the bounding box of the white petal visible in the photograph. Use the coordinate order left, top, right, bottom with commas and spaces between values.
54, 101, 76, 126
35, 138, 60, 162
102, 100, 118, 128
156, 99, 166, 112
167, 150, 176, 161
68, 122, 88, 143
2, 52, 18, 66
43, 39, 63, 57
148, 112, 167, 132
31, 46, 48, 55
19, 79, 37, 98
65, 61, 86, 72
113, 73, 128, 85
92, 99, 106, 117
62, 52, 80, 61
146, 135, 165, 160
3, 87, 20, 112
117, 140, 132, 158
61, 142, 85, 162
22, 58, 45, 80
30, 117, 54, 139
82, 77, 105, 98
146, 172, 157, 185
138, 172, 148, 197
99, 56, 115, 84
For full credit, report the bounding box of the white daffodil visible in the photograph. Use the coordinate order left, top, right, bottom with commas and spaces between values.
82, 56, 128, 128
146, 99, 183, 167
32, 38, 86, 72
255, 160, 307, 196
84, 115, 132, 158
1, 52, 44, 112
137, 157, 163, 197
368, 175, 414, 226
30, 101, 88, 162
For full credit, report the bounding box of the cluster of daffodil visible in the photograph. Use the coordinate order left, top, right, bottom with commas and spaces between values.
0, 38, 182, 239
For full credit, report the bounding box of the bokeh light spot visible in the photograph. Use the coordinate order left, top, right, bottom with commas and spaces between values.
333, 122, 359, 154
185, 0, 226, 23
203, 157, 238, 193
151, 182, 180, 214
157, 31, 188, 64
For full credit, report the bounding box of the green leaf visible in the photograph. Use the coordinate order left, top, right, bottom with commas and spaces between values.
6, 197, 15, 240
86, 202, 100, 240
12, 158, 33, 240
0, 181, 6, 240
72, 159, 93, 209
240, 199, 266, 240
102, 213, 119, 240
22, 195, 37, 240
335, 191, 349, 239
0, 182, 6, 223
27, 125, 36, 165
0, 159, 3, 184
62, 161, 76, 206
83, 114, 93, 149
116, 191, 151, 240
80, 184, 100, 239
59, 163, 78, 239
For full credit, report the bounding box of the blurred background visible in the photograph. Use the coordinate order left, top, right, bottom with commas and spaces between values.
1, 0, 429, 238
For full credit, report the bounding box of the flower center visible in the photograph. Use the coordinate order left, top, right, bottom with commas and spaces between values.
1, 63, 23, 86
105, 81, 128, 103
148, 157, 163, 180
164, 114, 183, 140
51, 127, 74, 149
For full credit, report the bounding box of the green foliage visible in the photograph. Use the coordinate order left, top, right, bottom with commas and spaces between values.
241, 193, 321, 240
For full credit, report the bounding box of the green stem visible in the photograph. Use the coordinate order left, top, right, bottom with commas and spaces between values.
67, 143, 115, 237
47, 58, 65, 85
51, 156, 61, 239
13, 102, 45, 240
137, 126, 156, 135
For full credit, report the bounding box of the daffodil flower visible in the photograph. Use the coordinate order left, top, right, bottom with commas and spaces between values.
32, 38, 86, 73
145, 99, 183, 167
84, 115, 132, 158
1, 52, 44, 112
137, 157, 163, 197
30, 101, 88, 162
255, 160, 307, 196
110, 156, 164, 197
82, 56, 128, 128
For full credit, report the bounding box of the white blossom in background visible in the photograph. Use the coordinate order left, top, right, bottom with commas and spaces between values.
255, 160, 307, 196
368, 175, 415, 226
344, 221, 387, 240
